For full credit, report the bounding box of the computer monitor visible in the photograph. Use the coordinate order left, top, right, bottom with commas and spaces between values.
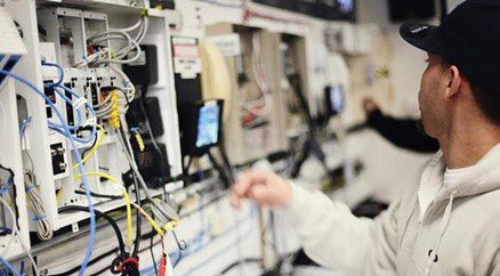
178, 99, 224, 156
324, 85, 345, 117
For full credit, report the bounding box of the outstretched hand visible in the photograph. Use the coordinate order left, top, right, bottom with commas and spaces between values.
230, 170, 292, 209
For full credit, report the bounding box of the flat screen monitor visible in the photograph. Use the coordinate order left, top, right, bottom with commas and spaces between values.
196, 102, 221, 148
324, 85, 345, 117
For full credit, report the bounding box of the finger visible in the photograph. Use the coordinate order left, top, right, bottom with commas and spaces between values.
230, 192, 242, 209
248, 185, 275, 206
233, 170, 271, 196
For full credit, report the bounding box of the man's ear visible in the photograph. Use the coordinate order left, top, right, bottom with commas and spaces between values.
444, 65, 461, 100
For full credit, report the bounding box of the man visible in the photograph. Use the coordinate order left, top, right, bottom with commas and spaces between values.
230, 1, 500, 275
363, 98, 439, 153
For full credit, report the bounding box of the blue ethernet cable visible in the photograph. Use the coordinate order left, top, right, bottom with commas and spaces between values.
46, 84, 97, 144
0, 69, 96, 276
0, 256, 21, 276
41, 61, 97, 143
19, 117, 32, 139
41, 61, 64, 88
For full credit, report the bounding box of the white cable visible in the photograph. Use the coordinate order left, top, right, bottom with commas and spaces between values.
111, 17, 144, 33
24, 172, 53, 241
0, 197, 40, 276
117, 123, 179, 221
87, 31, 142, 66
110, 65, 136, 101
135, 16, 148, 44
240, 32, 272, 117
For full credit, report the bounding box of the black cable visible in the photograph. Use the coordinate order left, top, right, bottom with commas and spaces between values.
56, 206, 141, 276
47, 248, 119, 276
58, 206, 127, 259
218, 258, 262, 275
75, 190, 123, 200
81, 132, 100, 160
207, 151, 231, 188
131, 174, 142, 258
149, 225, 158, 276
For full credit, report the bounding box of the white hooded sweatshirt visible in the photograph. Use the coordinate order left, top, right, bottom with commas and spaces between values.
285, 144, 500, 276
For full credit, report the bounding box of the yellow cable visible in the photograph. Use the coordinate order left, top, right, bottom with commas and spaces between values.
130, 201, 164, 236
56, 187, 63, 202
74, 171, 120, 184
73, 171, 133, 246
108, 91, 121, 129
73, 125, 105, 170
117, 185, 133, 246
133, 131, 145, 152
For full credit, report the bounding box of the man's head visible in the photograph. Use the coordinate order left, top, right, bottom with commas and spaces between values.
400, 0, 500, 139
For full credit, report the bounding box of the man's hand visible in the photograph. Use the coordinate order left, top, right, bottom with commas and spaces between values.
362, 98, 380, 114
230, 170, 292, 209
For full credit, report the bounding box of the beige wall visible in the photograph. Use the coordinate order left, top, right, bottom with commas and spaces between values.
348, 0, 440, 203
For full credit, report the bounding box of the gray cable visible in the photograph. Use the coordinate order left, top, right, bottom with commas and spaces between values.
117, 121, 179, 221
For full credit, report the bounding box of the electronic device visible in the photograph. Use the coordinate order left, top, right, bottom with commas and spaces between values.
324, 85, 345, 117
122, 45, 159, 86
126, 96, 165, 138
388, 0, 436, 22
134, 142, 171, 189
150, 0, 175, 9
178, 99, 224, 156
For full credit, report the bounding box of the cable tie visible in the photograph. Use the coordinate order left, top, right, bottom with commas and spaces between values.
85, 117, 98, 127
32, 215, 47, 221
25, 184, 36, 192
73, 97, 88, 110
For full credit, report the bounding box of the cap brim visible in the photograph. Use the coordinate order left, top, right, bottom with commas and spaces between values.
400, 22, 442, 55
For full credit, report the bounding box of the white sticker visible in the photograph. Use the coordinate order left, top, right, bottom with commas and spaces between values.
173, 57, 201, 79
172, 37, 201, 79
73, 97, 88, 110
206, 34, 242, 57
85, 117, 97, 127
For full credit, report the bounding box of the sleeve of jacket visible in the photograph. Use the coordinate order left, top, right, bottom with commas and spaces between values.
367, 109, 439, 154
284, 183, 400, 276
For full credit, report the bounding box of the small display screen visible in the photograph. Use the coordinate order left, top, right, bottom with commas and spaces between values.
196, 102, 220, 148
328, 86, 344, 115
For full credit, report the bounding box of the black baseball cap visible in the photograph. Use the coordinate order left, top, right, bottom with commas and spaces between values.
400, 0, 500, 91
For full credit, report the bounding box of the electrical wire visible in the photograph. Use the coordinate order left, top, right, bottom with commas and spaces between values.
87, 31, 143, 66
73, 172, 134, 247
0, 197, 40, 276
241, 32, 272, 117
117, 123, 179, 222
0, 255, 21, 276
0, 69, 97, 276
75, 125, 106, 169
24, 172, 53, 240
58, 206, 126, 259
110, 65, 136, 102
57, 206, 140, 276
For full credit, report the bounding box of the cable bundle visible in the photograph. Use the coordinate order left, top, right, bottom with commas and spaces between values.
241, 31, 272, 117
24, 172, 53, 240
0, 166, 40, 276
0, 67, 98, 276
79, 15, 148, 67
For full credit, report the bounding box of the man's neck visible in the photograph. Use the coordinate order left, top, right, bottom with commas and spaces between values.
440, 121, 500, 169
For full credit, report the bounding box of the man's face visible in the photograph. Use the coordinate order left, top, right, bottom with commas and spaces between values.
418, 53, 449, 138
